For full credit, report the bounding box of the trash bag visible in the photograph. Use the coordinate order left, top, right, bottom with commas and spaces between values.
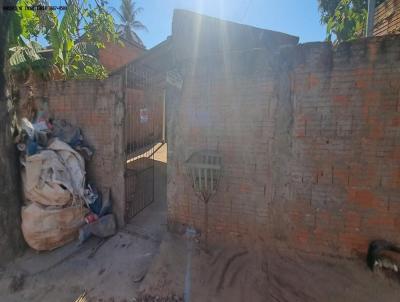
51, 119, 82, 147
20, 118, 35, 139
22, 138, 86, 207
22, 151, 72, 206
88, 214, 116, 238
47, 139, 86, 199
84, 184, 102, 215
75, 145, 94, 161
21, 202, 88, 251
78, 214, 117, 244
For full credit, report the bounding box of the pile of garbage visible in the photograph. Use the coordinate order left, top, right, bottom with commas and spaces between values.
17, 114, 116, 251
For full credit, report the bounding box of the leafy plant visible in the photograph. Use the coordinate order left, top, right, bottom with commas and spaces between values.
9, 39, 49, 71
111, 0, 147, 46
6, 4, 52, 81
318, 0, 385, 43
48, 1, 100, 79
7, 0, 119, 80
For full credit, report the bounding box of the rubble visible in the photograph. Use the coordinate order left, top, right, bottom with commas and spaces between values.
16, 111, 113, 251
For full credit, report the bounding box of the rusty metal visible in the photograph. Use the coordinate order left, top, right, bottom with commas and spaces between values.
186, 150, 222, 249
186, 150, 222, 198
123, 62, 158, 221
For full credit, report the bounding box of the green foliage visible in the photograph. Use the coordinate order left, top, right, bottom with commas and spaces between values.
18, 0, 43, 38
85, 6, 118, 47
49, 1, 98, 79
326, 0, 367, 42
7, 4, 51, 80
318, 0, 385, 43
7, 10, 23, 47
7, 0, 119, 80
111, 0, 147, 46
8, 38, 51, 79
9, 39, 42, 66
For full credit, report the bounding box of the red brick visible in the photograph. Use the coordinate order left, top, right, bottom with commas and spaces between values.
347, 189, 384, 209
167, 36, 400, 259
344, 211, 362, 230
332, 95, 350, 107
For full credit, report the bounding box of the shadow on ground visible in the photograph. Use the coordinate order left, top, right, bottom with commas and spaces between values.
2, 145, 400, 302
139, 234, 400, 302
0, 159, 167, 302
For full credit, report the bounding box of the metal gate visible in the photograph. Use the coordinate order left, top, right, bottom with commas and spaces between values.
122, 62, 163, 220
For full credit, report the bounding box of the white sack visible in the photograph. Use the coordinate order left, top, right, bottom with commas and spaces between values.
21, 202, 88, 251
47, 138, 86, 198
22, 138, 86, 206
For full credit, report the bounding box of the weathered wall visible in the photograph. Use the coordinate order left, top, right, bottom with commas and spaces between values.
20, 75, 126, 226
167, 49, 289, 244
374, 0, 400, 36
288, 37, 400, 256
0, 6, 26, 263
167, 35, 400, 257
0, 94, 26, 263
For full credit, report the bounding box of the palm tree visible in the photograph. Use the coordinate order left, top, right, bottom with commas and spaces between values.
111, 0, 147, 47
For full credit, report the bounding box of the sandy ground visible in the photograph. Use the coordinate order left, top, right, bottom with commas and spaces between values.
0, 146, 168, 302
140, 235, 400, 302
0, 196, 167, 302
5, 223, 400, 302
2, 143, 400, 302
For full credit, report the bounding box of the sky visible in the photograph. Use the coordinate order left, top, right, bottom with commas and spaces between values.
107, 0, 327, 49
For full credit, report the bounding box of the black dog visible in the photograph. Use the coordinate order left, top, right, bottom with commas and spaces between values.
367, 240, 400, 271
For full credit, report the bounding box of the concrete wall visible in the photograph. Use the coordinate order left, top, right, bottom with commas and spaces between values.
374, 0, 400, 36
167, 35, 400, 257
0, 5, 24, 264
0, 6, 26, 264
0, 102, 26, 264
20, 75, 127, 226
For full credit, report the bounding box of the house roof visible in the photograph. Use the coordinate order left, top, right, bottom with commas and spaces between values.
171, 9, 300, 61
111, 37, 173, 76
118, 33, 146, 50
113, 9, 302, 81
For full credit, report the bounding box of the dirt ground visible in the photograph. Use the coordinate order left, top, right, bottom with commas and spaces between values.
0, 196, 167, 302
2, 143, 400, 302
140, 234, 400, 302
2, 202, 400, 302
0, 147, 168, 302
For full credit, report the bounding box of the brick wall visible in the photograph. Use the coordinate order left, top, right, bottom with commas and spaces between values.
167, 35, 400, 257
20, 75, 127, 225
374, 0, 400, 36
98, 41, 144, 72
167, 49, 290, 244
289, 37, 400, 256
